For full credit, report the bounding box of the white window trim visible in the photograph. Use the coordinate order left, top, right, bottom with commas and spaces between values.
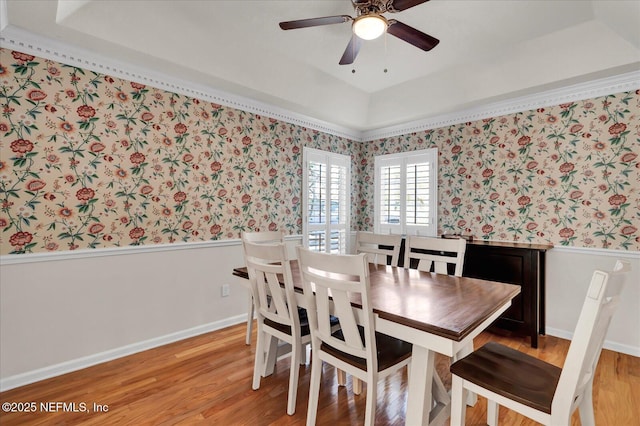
302, 147, 351, 253
374, 148, 438, 237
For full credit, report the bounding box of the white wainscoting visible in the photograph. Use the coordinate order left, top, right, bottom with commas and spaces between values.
0, 236, 302, 391
1, 237, 637, 391
544, 246, 640, 356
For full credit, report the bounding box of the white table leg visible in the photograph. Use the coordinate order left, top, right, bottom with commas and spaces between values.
262, 336, 295, 377
246, 295, 254, 345
405, 345, 434, 426
430, 372, 451, 425
432, 372, 450, 405
263, 334, 279, 376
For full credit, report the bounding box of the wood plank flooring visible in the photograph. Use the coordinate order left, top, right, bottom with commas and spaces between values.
1, 323, 638, 425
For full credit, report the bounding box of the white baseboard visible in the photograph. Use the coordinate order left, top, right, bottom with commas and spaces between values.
545, 327, 639, 357
3, 316, 636, 393
0, 314, 247, 392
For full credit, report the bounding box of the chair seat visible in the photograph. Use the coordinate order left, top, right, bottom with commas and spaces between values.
265, 308, 339, 337
321, 327, 412, 372
450, 342, 561, 414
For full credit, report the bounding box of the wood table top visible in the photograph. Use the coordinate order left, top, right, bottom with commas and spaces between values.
233, 261, 520, 342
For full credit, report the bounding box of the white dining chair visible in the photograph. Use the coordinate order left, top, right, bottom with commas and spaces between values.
450, 260, 631, 426
346, 231, 403, 393
241, 231, 284, 345
296, 247, 413, 426
355, 231, 402, 266
242, 238, 306, 415
404, 235, 467, 276
404, 235, 472, 404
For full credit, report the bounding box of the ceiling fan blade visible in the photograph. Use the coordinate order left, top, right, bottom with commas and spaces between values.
387, 19, 439, 51
279, 15, 351, 30
339, 35, 363, 65
388, 0, 430, 12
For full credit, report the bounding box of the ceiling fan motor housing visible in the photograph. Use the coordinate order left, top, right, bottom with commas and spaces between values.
280, 0, 438, 65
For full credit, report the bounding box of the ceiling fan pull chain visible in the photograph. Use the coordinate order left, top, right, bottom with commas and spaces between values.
352, 36, 357, 73
384, 31, 389, 73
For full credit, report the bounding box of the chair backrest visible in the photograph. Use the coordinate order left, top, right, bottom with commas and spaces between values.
552, 260, 631, 421
242, 239, 300, 333
404, 236, 467, 276
242, 230, 284, 244
296, 247, 376, 371
355, 231, 402, 266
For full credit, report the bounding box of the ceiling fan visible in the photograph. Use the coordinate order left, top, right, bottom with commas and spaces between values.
279, 0, 439, 65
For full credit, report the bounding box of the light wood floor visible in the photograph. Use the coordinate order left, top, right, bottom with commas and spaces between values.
1, 322, 638, 425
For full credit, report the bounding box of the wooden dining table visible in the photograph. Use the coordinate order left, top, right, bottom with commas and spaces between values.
233, 261, 520, 425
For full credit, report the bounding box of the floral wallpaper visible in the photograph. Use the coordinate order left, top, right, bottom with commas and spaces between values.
0, 49, 355, 254
355, 92, 640, 250
1, 48, 638, 255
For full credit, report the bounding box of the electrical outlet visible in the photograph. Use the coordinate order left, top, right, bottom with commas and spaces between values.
221, 284, 230, 297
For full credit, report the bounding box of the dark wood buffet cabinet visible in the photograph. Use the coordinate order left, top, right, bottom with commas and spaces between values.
462, 240, 553, 348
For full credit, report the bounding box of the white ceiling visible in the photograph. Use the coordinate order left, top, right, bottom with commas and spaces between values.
2, 0, 640, 135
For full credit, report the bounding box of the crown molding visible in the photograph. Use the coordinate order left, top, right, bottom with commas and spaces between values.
0, 0, 7, 33
1, 25, 638, 143
0, 25, 362, 141
362, 69, 640, 141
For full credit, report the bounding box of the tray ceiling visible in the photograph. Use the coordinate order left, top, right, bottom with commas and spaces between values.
2, 0, 639, 135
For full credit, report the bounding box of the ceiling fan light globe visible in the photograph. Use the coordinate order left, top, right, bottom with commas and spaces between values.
353, 14, 388, 40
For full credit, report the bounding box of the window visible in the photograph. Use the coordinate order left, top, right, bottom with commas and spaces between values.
374, 148, 437, 236
303, 147, 351, 253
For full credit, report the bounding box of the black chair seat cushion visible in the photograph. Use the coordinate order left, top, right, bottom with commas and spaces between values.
450, 342, 561, 414
264, 308, 339, 337
321, 326, 412, 372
